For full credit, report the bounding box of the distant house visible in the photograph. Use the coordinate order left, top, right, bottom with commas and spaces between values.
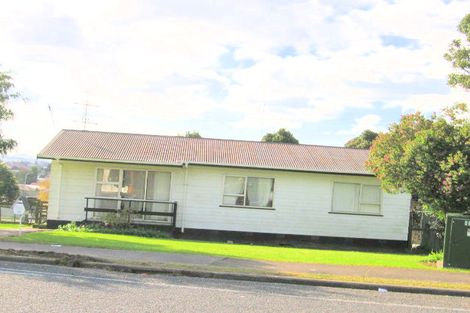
38, 130, 411, 242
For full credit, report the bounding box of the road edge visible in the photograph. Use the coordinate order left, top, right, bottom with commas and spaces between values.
0, 254, 469, 297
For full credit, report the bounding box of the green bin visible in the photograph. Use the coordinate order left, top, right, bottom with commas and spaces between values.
443, 213, 470, 269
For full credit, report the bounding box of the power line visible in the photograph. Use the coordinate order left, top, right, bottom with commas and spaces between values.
47, 104, 55, 127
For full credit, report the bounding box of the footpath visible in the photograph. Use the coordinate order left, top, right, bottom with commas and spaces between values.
0, 240, 469, 297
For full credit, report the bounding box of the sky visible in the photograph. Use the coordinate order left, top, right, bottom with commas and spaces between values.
0, 0, 469, 158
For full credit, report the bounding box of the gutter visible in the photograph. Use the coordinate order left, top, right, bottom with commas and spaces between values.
37, 156, 184, 169
37, 156, 374, 177
185, 162, 375, 177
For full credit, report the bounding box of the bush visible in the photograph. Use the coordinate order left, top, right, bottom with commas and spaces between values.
101, 207, 133, 227
58, 222, 170, 238
0, 163, 19, 205
58, 222, 89, 232
421, 250, 443, 263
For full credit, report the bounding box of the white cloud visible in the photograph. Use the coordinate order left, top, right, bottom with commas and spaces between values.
385, 89, 469, 113
337, 114, 383, 135
0, 0, 468, 155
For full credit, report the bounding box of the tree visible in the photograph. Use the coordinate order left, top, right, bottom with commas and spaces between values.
262, 128, 299, 144
0, 163, 19, 205
25, 165, 39, 184
38, 178, 50, 202
444, 13, 470, 89
184, 131, 202, 138
13, 164, 39, 184
344, 130, 379, 149
366, 104, 470, 218
0, 71, 18, 155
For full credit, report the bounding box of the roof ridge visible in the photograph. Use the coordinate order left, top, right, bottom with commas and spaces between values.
60, 129, 369, 151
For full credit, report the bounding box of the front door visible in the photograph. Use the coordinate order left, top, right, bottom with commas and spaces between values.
144, 171, 171, 222
121, 170, 146, 211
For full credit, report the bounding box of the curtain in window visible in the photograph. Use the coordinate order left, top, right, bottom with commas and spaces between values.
332, 183, 359, 213
224, 176, 245, 194
360, 185, 381, 213
246, 178, 274, 207
97, 169, 119, 183
223, 176, 246, 205
361, 185, 380, 204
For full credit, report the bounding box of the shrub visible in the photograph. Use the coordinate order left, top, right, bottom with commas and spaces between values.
421, 251, 443, 263
58, 222, 170, 238
58, 222, 89, 232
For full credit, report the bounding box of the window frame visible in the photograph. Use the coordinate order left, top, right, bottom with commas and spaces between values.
95, 168, 122, 199
94, 167, 173, 201
220, 175, 275, 210
330, 181, 383, 216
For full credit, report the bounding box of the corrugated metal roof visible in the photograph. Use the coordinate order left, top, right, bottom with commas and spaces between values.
38, 129, 372, 176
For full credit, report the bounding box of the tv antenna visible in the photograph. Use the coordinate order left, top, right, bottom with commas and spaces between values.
75, 101, 98, 130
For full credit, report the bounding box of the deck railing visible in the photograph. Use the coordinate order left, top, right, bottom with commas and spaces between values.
84, 197, 177, 228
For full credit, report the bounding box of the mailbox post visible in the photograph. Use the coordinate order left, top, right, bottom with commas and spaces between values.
12, 198, 25, 226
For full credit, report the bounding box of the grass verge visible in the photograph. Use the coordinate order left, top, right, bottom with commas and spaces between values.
0, 223, 31, 230
7, 230, 436, 269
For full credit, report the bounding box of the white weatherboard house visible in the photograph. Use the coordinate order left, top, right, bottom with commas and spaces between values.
39, 130, 411, 242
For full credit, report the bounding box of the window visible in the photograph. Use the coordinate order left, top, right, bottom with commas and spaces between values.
95, 169, 120, 210
222, 176, 274, 208
121, 170, 146, 210
331, 182, 381, 215
95, 169, 120, 198
94, 168, 171, 219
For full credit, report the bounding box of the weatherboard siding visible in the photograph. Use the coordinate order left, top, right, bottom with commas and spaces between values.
48, 160, 411, 241
182, 166, 411, 241
47, 161, 61, 220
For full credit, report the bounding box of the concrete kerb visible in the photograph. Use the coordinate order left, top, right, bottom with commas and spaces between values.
0, 253, 469, 298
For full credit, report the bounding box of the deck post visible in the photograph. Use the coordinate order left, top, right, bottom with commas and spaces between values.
172, 202, 177, 229
127, 200, 131, 225
85, 198, 89, 222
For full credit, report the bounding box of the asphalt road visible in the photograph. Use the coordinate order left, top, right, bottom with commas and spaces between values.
0, 261, 469, 313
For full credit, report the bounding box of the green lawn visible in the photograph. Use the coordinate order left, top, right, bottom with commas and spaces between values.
9, 230, 433, 270
0, 223, 31, 229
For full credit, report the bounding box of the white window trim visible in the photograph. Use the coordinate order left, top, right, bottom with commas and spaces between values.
221, 175, 275, 209
330, 182, 383, 216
